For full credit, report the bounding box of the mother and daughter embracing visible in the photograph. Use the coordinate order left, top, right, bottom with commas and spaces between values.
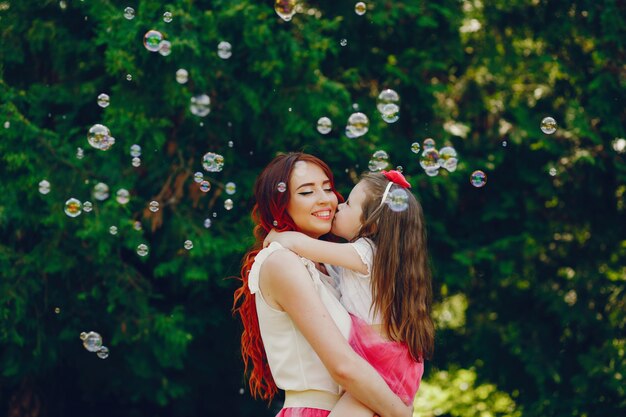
233, 152, 435, 417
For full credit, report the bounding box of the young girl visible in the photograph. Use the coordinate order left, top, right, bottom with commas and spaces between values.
264, 169, 435, 417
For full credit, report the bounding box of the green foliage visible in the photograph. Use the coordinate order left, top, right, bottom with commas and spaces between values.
1, 0, 625, 416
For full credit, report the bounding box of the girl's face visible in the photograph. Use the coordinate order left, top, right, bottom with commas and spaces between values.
286, 161, 338, 238
332, 181, 368, 240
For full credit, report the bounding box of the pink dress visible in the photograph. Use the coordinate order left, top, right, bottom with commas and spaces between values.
348, 314, 424, 405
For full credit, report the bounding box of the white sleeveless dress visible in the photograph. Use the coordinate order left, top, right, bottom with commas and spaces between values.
248, 242, 352, 410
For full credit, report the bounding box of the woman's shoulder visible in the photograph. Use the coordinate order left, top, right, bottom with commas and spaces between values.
249, 242, 302, 294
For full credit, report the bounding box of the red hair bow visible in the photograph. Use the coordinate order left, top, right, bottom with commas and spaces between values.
382, 170, 411, 189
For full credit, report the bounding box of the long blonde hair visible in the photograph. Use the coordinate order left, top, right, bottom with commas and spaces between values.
356, 172, 434, 361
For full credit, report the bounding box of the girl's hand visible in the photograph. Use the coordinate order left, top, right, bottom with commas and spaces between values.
264, 229, 298, 249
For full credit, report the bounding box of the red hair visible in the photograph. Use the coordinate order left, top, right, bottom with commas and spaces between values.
232, 152, 343, 402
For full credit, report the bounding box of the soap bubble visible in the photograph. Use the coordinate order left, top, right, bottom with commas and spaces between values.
97, 346, 109, 359
133, 221, 142, 231
355, 2, 367, 15
64, 198, 82, 217
184, 240, 193, 250
132, 157, 141, 167
137, 244, 149, 257
109, 226, 118, 235
83, 201, 93, 212
87, 124, 112, 150
376, 89, 400, 114
317, 117, 332, 135
97, 93, 110, 108
54, 307, 61, 314
200, 180, 211, 193
203, 218, 212, 228
163, 11, 172, 23
218, 41, 232, 59
81, 331, 102, 352
541, 117, 557, 134
425, 168, 439, 177
438, 147, 458, 172
126, 74, 132, 81
39, 180, 51, 195
225, 182, 236, 195
423, 138, 436, 149
420, 149, 440, 170
193, 172, 204, 183
116, 189, 130, 205
228, 140, 234, 148
76, 147, 84, 159
190, 94, 211, 117
130, 144, 141, 157
411, 142, 420, 154
275, 0, 297, 21
340, 38, 347, 47
386, 188, 409, 212
273, 220, 278, 226
345, 126, 356, 139
470, 170, 487, 187
346, 112, 369, 137
368, 150, 390, 172
202, 152, 224, 172
277, 182, 287, 192
124, 7, 135, 20
158, 40, 172, 56
143, 30, 163, 52
380, 103, 400, 123
93, 183, 109, 201
149, 201, 159, 212
176, 68, 189, 84
224, 199, 234, 210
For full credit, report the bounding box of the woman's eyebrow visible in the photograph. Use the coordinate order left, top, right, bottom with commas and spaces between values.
295, 180, 331, 190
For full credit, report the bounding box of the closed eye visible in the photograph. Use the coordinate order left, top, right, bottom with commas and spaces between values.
298, 191, 313, 196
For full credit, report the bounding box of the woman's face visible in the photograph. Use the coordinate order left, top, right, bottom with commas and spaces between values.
286, 160, 338, 238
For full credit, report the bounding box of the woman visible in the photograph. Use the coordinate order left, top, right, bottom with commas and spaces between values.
233, 153, 412, 417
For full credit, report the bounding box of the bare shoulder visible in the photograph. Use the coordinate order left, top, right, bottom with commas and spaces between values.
260, 248, 309, 286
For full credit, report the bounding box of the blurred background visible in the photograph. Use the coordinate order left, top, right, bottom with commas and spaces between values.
1, 1, 625, 416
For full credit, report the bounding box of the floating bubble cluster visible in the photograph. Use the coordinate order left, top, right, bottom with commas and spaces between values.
202, 152, 224, 172
190, 94, 211, 117
80, 331, 109, 359
541, 116, 557, 134
39, 180, 51, 195
346, 112, 369, 137
218, 41, 232, 59
471, 170, 487, 188
275, 0, 297, 21
317, 117, 332, 135
438, 146, 458, 172
377, 89, 400, 123
143, 30, 163, 52
368, 150, 390, 172
225, 182, 237, 195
